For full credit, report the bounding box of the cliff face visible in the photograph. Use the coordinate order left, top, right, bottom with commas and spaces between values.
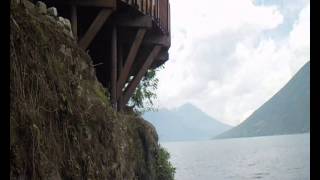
10, 1, 174, 179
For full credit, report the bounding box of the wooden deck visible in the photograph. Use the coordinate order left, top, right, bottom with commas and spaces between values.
120, 0, 170, 35
39, 0, 171, 110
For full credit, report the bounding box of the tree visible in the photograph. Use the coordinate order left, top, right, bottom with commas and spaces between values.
128, 65, 163, 113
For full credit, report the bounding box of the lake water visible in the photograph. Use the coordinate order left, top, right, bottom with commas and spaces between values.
162, 133, 310, 180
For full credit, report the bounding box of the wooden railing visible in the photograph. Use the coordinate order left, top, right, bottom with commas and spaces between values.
121, 0, 170, 35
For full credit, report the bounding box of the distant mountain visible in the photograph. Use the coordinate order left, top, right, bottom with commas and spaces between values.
143, 103, 232, 141
215, 61, 310, 139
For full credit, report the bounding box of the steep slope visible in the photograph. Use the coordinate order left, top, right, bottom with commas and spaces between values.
216, 61, 310, 139
10, 1, 174, 179
143, 103, 232, 141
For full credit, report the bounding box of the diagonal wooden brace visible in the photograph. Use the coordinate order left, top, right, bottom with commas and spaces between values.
79, 8, 112, 49
116, 28, 147, 98
120, 45, 162, 107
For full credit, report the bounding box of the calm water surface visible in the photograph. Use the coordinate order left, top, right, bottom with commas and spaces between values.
162, 133, 310, 180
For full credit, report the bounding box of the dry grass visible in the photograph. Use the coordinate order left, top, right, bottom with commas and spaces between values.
10, 1, 173, 180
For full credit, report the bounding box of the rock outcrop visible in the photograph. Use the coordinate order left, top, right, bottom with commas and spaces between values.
10, 1, 174, 179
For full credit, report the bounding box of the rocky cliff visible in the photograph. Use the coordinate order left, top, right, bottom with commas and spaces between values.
10, 1, 174, 179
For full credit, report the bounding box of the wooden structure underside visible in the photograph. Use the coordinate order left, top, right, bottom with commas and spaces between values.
39, 0, 171, 110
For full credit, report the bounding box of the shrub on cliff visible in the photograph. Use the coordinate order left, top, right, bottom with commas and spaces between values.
156, 146, 176, 180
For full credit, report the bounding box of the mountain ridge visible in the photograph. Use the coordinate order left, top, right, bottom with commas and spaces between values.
215, 61, 310, 139
144, 103, 232, 141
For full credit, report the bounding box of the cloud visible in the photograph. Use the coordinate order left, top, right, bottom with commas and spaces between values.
155, 0, 310, 126
288, 3, 310, 63
171, 0, 283, 39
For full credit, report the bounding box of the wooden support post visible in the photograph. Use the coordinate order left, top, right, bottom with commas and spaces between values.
116, 28, 147, 98
111, 27, 117, 108
156, 0, 159, 20
121, 45, 162, 106
79, 9, 112, 49
71, 5, 77, 40
146, 0, 149, 14
117, 44, 123, 78
117, 44, 124, 111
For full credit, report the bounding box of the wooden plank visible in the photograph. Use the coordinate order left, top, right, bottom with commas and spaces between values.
121, 45, 162, 106
116, 16, 152, 28
78, 9, 112, 49
111, 27, 117, 108
116, 28, 147, 98
70, 5, 77, 40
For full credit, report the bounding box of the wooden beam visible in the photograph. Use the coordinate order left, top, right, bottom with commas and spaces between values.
121, 45, 162, 106
70, 5, 77, 40
116, 16, 152, 28
79, 9, 112, 49
111, 27, 117, 108
73, 0, 116, 8
46, 0, 116, 8
156, 49, 169, 62
116, 28, 147, 98
143, 34, 170, 47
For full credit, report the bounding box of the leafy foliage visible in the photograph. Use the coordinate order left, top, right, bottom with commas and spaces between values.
155, 146, 176, 180
129, 65, 163, 112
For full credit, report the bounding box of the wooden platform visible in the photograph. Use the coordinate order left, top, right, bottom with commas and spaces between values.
39, 0, 171, 110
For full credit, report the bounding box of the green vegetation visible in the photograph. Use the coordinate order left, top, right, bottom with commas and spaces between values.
130, 66, 164, 113
155, 146, 176, 180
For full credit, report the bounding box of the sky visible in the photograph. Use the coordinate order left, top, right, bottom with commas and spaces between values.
154, 0, 310, 126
